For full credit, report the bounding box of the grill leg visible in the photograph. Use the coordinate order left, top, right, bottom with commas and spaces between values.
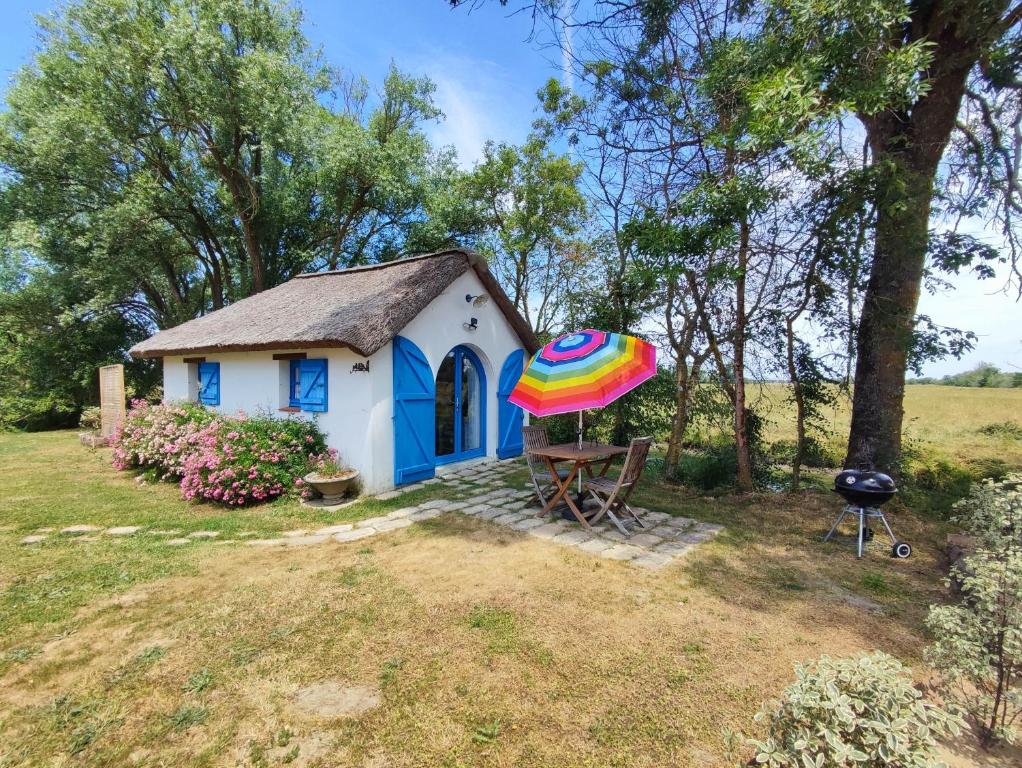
876, 510, 897, 544
824, 508, 849, 543
856, 507, 866, 558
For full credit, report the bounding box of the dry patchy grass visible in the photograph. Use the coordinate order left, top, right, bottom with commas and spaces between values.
1, 432, 1019, 767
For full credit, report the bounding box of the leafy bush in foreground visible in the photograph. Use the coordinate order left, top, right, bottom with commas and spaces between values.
111, 400, 328, 506
925, 475, 1022, 747
750, 652, 961, 767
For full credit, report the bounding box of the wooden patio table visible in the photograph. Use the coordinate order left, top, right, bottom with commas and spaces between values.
527, 442, 629, 528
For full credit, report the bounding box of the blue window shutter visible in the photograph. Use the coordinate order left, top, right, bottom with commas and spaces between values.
198, 362, 220, 406
497, 349, 525, 458
393, 336, 436, 485
289, 360, 301, 407
299, 359, 328, 412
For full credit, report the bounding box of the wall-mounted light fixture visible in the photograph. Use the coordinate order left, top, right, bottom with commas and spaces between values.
465, 293, 489, 307
463, 317, 479, 331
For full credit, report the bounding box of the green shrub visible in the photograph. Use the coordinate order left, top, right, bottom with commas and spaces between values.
750, 652, 961, 767
767, 437, 841, 468
78, 406, 102, 432
925, 475, 1022, 746
978, 422, 1022, 440
675, 443, 738, 491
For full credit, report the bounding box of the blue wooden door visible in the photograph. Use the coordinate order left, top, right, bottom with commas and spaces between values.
393, 336, 436, 485
497, 349, 525, 458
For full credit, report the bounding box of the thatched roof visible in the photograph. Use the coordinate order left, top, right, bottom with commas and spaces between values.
129, 249, 539, 359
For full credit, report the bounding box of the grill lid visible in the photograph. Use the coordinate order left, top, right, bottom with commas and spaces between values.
833, 469, 897, 506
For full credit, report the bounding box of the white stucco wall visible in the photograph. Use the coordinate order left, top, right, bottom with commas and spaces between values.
160, 268, 528, 493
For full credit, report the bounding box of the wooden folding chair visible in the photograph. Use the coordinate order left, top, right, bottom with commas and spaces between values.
583, 436, 654, 535
523, 425, 569, 507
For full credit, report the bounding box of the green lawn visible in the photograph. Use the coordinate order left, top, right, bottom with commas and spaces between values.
0, 430, 1013, 767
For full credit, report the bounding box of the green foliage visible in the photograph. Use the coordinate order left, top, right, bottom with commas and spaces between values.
926, 478, 1022, 746
78, 406, 102, 432
464, 135, 587, 335
913, 363, 1022, 388
750, 652, 962, 767
0, 0, 478, 428
767, 436, 841, 468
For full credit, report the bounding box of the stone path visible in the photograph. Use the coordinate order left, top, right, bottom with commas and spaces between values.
16, 456, 723, 569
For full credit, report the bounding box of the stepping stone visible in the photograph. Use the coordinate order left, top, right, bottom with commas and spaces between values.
314, 524, 354, 535
441, 502, 468, 512
553, 529, 594, 545
188, 531, 219, 539
333, 528, 377, 543
166, 538, 191, 546
678, 531, 713, 544
602, 530, 628, 542
648, 525, 680, 538
403, 483, 426, 492
282, 529, 309, 537
237, 531, 258, 538
35, 527, 55, 533
374, 491, 400, 501
528, 522, 567, 540
373, 518, 413, 532
386, 507, 419, 519
627, 533, 663, 548
20, 535, 47, 544
61, 525, 102, 535
492, 512, 525, 526
509, 517, 545, 531
666, 516, 696, 527
422, 478, 442, 485
246, 538, 287, 547
106, 526, 142, 536
601, 544, 644, 561
151, 529, 182, 536
653, 541, 692, 556
632, 552, 675, 570
576, 538, 614, 555
283, 535, 329, 547
461, 504, 490, 516
409, 508, 443, 522
420, 499, 450, 510
644, 511, 670, 524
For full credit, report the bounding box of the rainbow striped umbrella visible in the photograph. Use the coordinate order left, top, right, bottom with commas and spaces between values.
509, 329, 657, 419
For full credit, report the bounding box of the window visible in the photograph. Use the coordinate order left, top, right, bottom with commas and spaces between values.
197, 362, 220, 406
283, 358, 327, 413
289, 359, 302, 408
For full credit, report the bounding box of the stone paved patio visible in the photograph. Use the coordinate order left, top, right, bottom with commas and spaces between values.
18, 457, 723, 569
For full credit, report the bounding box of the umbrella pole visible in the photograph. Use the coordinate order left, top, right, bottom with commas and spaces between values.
577, 410, 583, 494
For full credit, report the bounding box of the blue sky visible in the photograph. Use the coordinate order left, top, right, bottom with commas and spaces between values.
1, 0, 1020, 377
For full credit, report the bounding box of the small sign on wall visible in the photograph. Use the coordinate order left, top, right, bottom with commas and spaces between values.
351, 360, 370, 373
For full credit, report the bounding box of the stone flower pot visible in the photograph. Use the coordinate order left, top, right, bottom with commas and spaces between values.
303, 469, 359, 503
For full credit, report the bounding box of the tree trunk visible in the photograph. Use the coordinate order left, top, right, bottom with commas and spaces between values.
665, 362, 691, 481
734, 217, 754, 492
785, 319, 805, 490
845, 18, 981, 470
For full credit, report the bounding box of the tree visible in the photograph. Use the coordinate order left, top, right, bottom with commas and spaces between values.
741, 0, 1022, 470
465, 136, 588, 337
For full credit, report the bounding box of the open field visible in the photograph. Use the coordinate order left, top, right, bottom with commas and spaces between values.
748, 383, 1022, 471
1, 431, 1018, 766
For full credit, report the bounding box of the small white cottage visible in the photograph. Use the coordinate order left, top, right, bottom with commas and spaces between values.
130, 249, 538, 492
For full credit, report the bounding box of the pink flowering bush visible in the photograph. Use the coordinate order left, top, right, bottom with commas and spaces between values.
111, 400, 329, 507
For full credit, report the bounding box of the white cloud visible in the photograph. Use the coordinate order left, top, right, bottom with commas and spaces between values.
402, 50, 536, 168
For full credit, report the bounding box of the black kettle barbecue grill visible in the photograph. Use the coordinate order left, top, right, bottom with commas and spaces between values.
824, 469, 912, 559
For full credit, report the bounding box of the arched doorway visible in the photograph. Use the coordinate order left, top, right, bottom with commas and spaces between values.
435, 345, 486, 464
